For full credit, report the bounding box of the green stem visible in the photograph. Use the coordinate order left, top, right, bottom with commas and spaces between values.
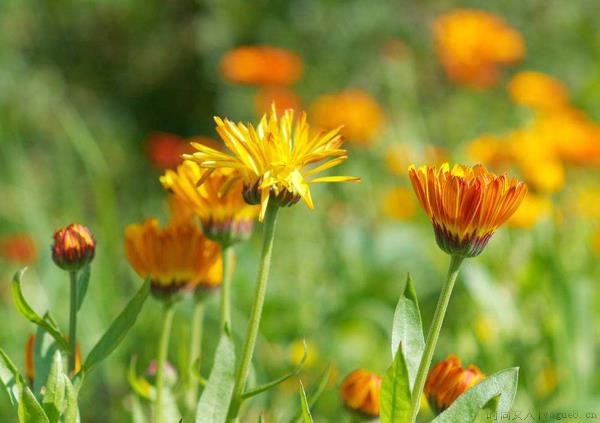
227, 203, 279, 421
220, 245, 235, 332
408, 254, 464, 423
186, 299, 205, 411
68, 270, 78, 373
154, 304, 175, 423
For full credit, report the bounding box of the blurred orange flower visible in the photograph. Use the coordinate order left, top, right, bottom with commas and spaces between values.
145, 132, 192, 169
340, 369, 381, 418
381, 187, 417, 220
0, 234, 36, 264
434, 9, 525, 88
508, 71, 569, 112
220, 46, 303, 85
507, 193, 551, 228
254, 86, 302, 115
310, 90, 385, 146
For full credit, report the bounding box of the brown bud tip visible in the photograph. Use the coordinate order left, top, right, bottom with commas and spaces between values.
340, 369, 381, 418
51, 223, 96, 271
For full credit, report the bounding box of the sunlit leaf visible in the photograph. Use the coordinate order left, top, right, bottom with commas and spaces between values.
41, 351, 66, 423
298, 380, 313, 423
380, 344, 411, 423
62, 376, 79, 423
18, 383, 50, 423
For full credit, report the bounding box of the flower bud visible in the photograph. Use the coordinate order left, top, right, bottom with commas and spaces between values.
425, 355, 485, 414
51, 224, 96, 271
340, 369, 381, 419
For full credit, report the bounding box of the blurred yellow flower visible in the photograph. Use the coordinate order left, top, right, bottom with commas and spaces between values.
508, 71, 569, 112
289, 339, 319, 368
124, 219, 221, 298
161, 163, 258, 245
184, 105, 360, 221
575, 187, 600, 219
220, 46, 303, 86
408, 163, 527, 257
340, 369, 381, 418
507, 193, 551, 228
310, 90, 385, 146
434, 9, 525, 88
465, 134, 511, 168
381, 186, 417, 220
385, 144, 412, 176
255, 86, 302, 115
534, 365, 558, 398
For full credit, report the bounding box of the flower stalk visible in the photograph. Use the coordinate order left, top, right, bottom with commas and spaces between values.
186, 299, 205, 410
68, 269, 78, 373
408, 254, 463, 423
227, 202, 279, 421
220, 245, 234, 331
154, 303, 175, 423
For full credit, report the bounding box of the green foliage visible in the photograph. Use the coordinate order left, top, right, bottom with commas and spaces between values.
76, 265, 91, 312
298, 380, 314, 423
41, 351, 66, 422
380, 344, 411, 423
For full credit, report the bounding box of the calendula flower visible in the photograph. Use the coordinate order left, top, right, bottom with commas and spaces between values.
161, 163, 258, 245
408, 163, 527, 257
25, 334, 81, 382
0, 234, 36, 264
220, 46, 303, 85
310, 90, 385, 146
184, 105, 359, 221
124, 219, 221, 299
381, 186, 417, 220
425, 355, 485, 414
51, 224, 96, 271
340, 369, 381, 418
434, 9, 524, 88
508, 71, 569, 112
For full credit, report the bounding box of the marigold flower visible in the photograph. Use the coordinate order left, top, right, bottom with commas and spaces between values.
340, 369, 381, 418
425, 355, 485, 414
124, 219, 221, 299
434, 9, 524, 88
310, 90, 385, 146
508, 71, 569, 112
161, 163, 258, 245
51, 224, 96, 271
184, 105, 360, 221
0, 234, 37, 264
381, 186, 417, 220
220, 46, 303, 85
408, 163, 527, 257
25, 334, 81, 382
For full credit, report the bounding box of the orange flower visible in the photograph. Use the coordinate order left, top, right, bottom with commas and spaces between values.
255, 86, 302, 115
25, 334, 81, 382
340, 369, 381, 418
408, 163, 527, 257
0, 234, 36, 264
508, 71, 569, 112
51, 224, 96, 271
311, 90, 385, 146
434, 9, 524, 88
220, 46, 303, 85
425, 355, 485, 414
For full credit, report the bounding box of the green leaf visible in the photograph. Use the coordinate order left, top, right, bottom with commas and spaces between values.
76, 265, 91, 312
195, 331, 236, 423
289, 364, 332, 423
83, 279, 151, 373
18, 383, 50, 423
0, 348, 20, 407
432, 368, 519, 423
130, 395, 147, 423
391, 274, 424, 388
298, 380, 313, 423
380, 344, 411, 423
128, 356, 155, 401
62, 376, 79, 423
242, 340, 308, 399
11, 268, 69, 351
33, 324, 60, 399
42, 351, 66, 423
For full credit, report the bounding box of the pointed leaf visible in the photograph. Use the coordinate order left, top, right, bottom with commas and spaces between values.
0, 348, 20, 407
391, 274, 424, 388
83, 279, 151, 373
298, 380, 313, 423
62, 376, 79, 423
380, 344, 411, 423
432, 368, 519, 423
11, 268, 68, 351
195, 331, 235, 423
42, 351, 66, 423
76, 265, 91, 312
18, 383, 50, 423
290, 364, 333, 422
33, 325, 60, 400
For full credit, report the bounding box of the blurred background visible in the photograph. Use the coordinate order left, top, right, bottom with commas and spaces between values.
1, 0, 600, 421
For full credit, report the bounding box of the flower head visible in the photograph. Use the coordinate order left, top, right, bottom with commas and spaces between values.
0, 234, 37, 264
508, 71, 569, 112
184, 105, 360, 221
220, 46, 303, 85
124, 219, 221, 300
425, 355, 485, 414
340, 369, 381, 418
161, 163, 258, 245
51, 224, 96, 271
408, 163, 527, 257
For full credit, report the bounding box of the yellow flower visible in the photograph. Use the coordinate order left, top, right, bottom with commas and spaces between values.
408, 163, 527, 257
340, 369, 381, 418
508, 71, 569, 112
464, 134, 511, 167
161, 163, 258, 245
425, 355, 485, 414
507, 193, 551, 228
184, 105, 360, 221
124, 219, 221, 299
51, 224, 96, 271
310, 90, 385, 146
433, 9, 524, 88
381, 186, 417, 220
575, 186, 600, 219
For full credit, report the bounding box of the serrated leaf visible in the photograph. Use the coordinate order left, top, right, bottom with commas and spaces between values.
11, 268, 68, 351
391, 274, 424, 388
42, 351, 66, 423
432, 368, 519, 423
83, 279, 151, 373
195, 331, 235, 423
298, 380, 313, 423
33, 325, 60, 400
62, 376, 79, 423
242, 340, 308, 399
76, 265, 91, 312
0, 348, 20, 407
380, 344, 411, 423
